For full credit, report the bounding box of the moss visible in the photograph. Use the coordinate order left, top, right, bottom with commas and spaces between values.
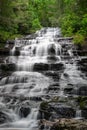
40, 101, 49, 110
73, 33, 85, 45
76, 96, 87, 109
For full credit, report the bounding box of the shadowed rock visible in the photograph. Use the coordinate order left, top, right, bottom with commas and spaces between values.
0, 63, 16, 71
19, 106, 31, 118
33, 63, 64, 71
39, 118, 87, 130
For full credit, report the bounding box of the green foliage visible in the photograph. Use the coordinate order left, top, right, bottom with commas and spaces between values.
77, 97, 87, 109
0, 30, 11, 42
74, 33, 84, 45
0, 0, 57, 44
56, 0, 87, 45
0, 0, 87, 46
30, 18, 42, 33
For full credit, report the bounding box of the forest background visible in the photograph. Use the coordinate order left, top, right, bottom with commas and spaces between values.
0, 0, 87, 47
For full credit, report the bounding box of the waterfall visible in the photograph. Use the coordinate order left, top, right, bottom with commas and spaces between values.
0, 27, 87, 129
75, 109, 82, 119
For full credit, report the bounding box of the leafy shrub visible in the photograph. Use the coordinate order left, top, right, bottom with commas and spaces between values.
30, 18, 42, 33
0, 30, 11, 42
73, 33, 84, 44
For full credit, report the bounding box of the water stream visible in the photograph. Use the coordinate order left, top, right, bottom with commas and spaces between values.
0, 28, 87, 129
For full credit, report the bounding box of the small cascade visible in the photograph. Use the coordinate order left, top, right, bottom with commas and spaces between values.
10, 28, 76, 63
75, 109, 82, 119
0, 27, 87, 129
11, 27, 74, 72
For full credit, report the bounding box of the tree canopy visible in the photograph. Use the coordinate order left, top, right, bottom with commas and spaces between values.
0, 0, 87, 44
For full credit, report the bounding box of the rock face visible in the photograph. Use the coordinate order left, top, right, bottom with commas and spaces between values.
19, 106, 31, 118
0, 111, 11, 124
0, 28, 87, 129
48, 44, 56, 55
39, 118, 87, 130
43, 71, 61, 81
0, 49, 10, 55
40, 102, 76, 120
82, 108, 87, 119
33, 63, 49, 71
78, 58, 87, 74
33, 63, 64, 71
0, 63, 16, 71
77, 86, 87, 96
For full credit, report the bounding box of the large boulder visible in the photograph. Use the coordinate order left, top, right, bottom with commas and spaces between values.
39, 101, 76, 120
18, 101, 31, 118
49, 103, 76, 118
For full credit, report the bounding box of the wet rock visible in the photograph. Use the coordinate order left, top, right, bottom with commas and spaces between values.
6, 40, 15, 45
50, 63, 64, 71
44, 71, 60, 80
14, 49, 20, 56
40, 101, 76, 120
19, 106, 31, 118
0, 63, 16, 71
82, 108, 87, 119
39, 118, 87, 130
74, 50, 87, 56
0, 56, 6, 63
0, 48, 10, 55
47, 56, 58, 61
49, 103, 76, 118
12, 85, 19, 92
0, 111, 11, 124
40, 101, 51, 120
77, 58, 87, 73
63, 73, 69, 78
48, 44, 56, 55
64, 87, 74, 94
19, 100, 31, 118
47, 84, 60, 93
24, 33, 37, 40
78, 58, 87, 64
77, 86, 87, 96
33, 63, 49, 71
50, 118, 87, 130
3, 97, 11, 103
30, 96, 42, 101
33, 63, 64, 71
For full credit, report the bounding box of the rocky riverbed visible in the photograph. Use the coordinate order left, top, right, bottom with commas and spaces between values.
0, 28, 87, 130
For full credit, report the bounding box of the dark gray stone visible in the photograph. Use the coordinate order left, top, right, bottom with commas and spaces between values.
19, 106, 31, 118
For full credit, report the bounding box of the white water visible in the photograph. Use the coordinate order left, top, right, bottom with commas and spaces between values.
14, 28, 62, 71
75, 109, 82, 119
0, 28, 87, 129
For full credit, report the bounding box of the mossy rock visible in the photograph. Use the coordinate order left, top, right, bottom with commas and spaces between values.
76, 96, 87, 109
0, 63, 16, 71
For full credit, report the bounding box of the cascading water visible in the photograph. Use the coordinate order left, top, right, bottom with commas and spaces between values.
0, 27, 87, 129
